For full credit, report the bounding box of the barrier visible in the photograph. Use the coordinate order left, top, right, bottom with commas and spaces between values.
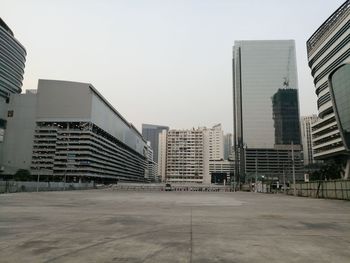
0, 181, 95, 194
111, 183, 232, 192
288, 180, 350, 200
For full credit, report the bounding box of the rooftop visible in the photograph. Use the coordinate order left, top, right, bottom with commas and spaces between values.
0, 17, 14, 36
307, 0, 350, 57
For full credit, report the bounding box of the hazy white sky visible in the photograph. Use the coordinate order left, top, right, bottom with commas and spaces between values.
1, 0, 345, 133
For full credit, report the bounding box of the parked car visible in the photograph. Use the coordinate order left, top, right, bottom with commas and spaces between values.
165, 183, 172, 191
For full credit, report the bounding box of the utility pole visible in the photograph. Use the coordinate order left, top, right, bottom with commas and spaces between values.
63, 170, 67, 191
255, 158, 258, 193
292, 141, 296, 196
37, 170, 40, 192
283, 164, 286, 194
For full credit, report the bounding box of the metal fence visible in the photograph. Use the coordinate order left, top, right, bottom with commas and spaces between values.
112, 183, 232, 192
288, 180, 350, 200
0, 180, 95, 194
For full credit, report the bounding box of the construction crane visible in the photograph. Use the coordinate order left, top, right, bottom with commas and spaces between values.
283, 46, 293, 89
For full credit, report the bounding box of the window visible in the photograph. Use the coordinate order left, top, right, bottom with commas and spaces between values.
330, 64, 350, 150
7, 110, 13, 117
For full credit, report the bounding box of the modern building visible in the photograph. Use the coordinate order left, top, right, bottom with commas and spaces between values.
0, 18, 26, 171
306, 0, 350, 178
233, 40, 303, 182
1, 80, 148, 182
224, 133, 233, 160
301, 115, 319, 165
142, 124, 169, 164
165, 128, 210, 184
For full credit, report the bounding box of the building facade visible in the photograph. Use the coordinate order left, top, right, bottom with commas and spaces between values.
145, 143, 158, 182
1, 80, 148, 182
233, 40, 303, 182
245, 146, 304, 182
209, 160, 234, 184
208, 124, 224, 161
306, 0, 350, 178
157, 129, 167, 182
165, 128, 210, 184
224, 133, 233, 160
301, 115, 319, 165
142, 124, 169, 164
0, 18, 26, 171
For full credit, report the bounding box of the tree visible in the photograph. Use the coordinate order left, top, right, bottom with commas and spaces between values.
309, 160, 343, 181
13, 169, 34, 181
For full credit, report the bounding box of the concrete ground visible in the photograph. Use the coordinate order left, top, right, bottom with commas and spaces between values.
0, 190, 350, 263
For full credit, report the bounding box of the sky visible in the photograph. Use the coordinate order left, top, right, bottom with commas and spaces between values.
1, 0, 345, 134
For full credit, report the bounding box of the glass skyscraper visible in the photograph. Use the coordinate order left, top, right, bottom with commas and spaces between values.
142, 124, 169, 164
233, 40, 303, 182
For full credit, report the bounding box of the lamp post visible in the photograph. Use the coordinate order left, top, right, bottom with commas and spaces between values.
292, 141, 296, 196
36, 170, 40, 192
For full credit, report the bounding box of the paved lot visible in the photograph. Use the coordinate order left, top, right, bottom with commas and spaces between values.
0, 190, 350, 263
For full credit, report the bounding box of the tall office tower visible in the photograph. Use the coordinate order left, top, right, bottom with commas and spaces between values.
166, 128, 210, 184
0, 18, 26, 169
233, 40, 303, 182
208, 124, 224, 161
301, 115, 319, 165
1, 80, 148, 182
142, 124, 169, 164
306, 1, 350, 179
224, 133, 233, 160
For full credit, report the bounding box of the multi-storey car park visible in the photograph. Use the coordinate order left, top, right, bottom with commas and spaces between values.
1, 80, 148, 182
306, 0, 350, 178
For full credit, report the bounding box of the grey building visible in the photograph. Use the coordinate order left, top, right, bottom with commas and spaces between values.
233, 40, 303, 182
145, 142, 158, 183
0, 18, 26, 171
306, 0, 350, 179
224, 133, 233, 160
142, 124, 169, 163
2, 80, 148, 182
301, 115, 319, 165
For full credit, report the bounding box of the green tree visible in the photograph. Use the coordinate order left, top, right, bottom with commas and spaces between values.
309, 160, 343, 181
13, 169, 34, 181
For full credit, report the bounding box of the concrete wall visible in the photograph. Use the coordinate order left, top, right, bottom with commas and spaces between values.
1, 93, 37, 174
91, 91, 146, 156
36, 79, 92, 121
0, 96, 8, 168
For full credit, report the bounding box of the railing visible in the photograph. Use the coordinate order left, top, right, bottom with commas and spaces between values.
111, 183, 232, 192
0, 181, 95, 194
